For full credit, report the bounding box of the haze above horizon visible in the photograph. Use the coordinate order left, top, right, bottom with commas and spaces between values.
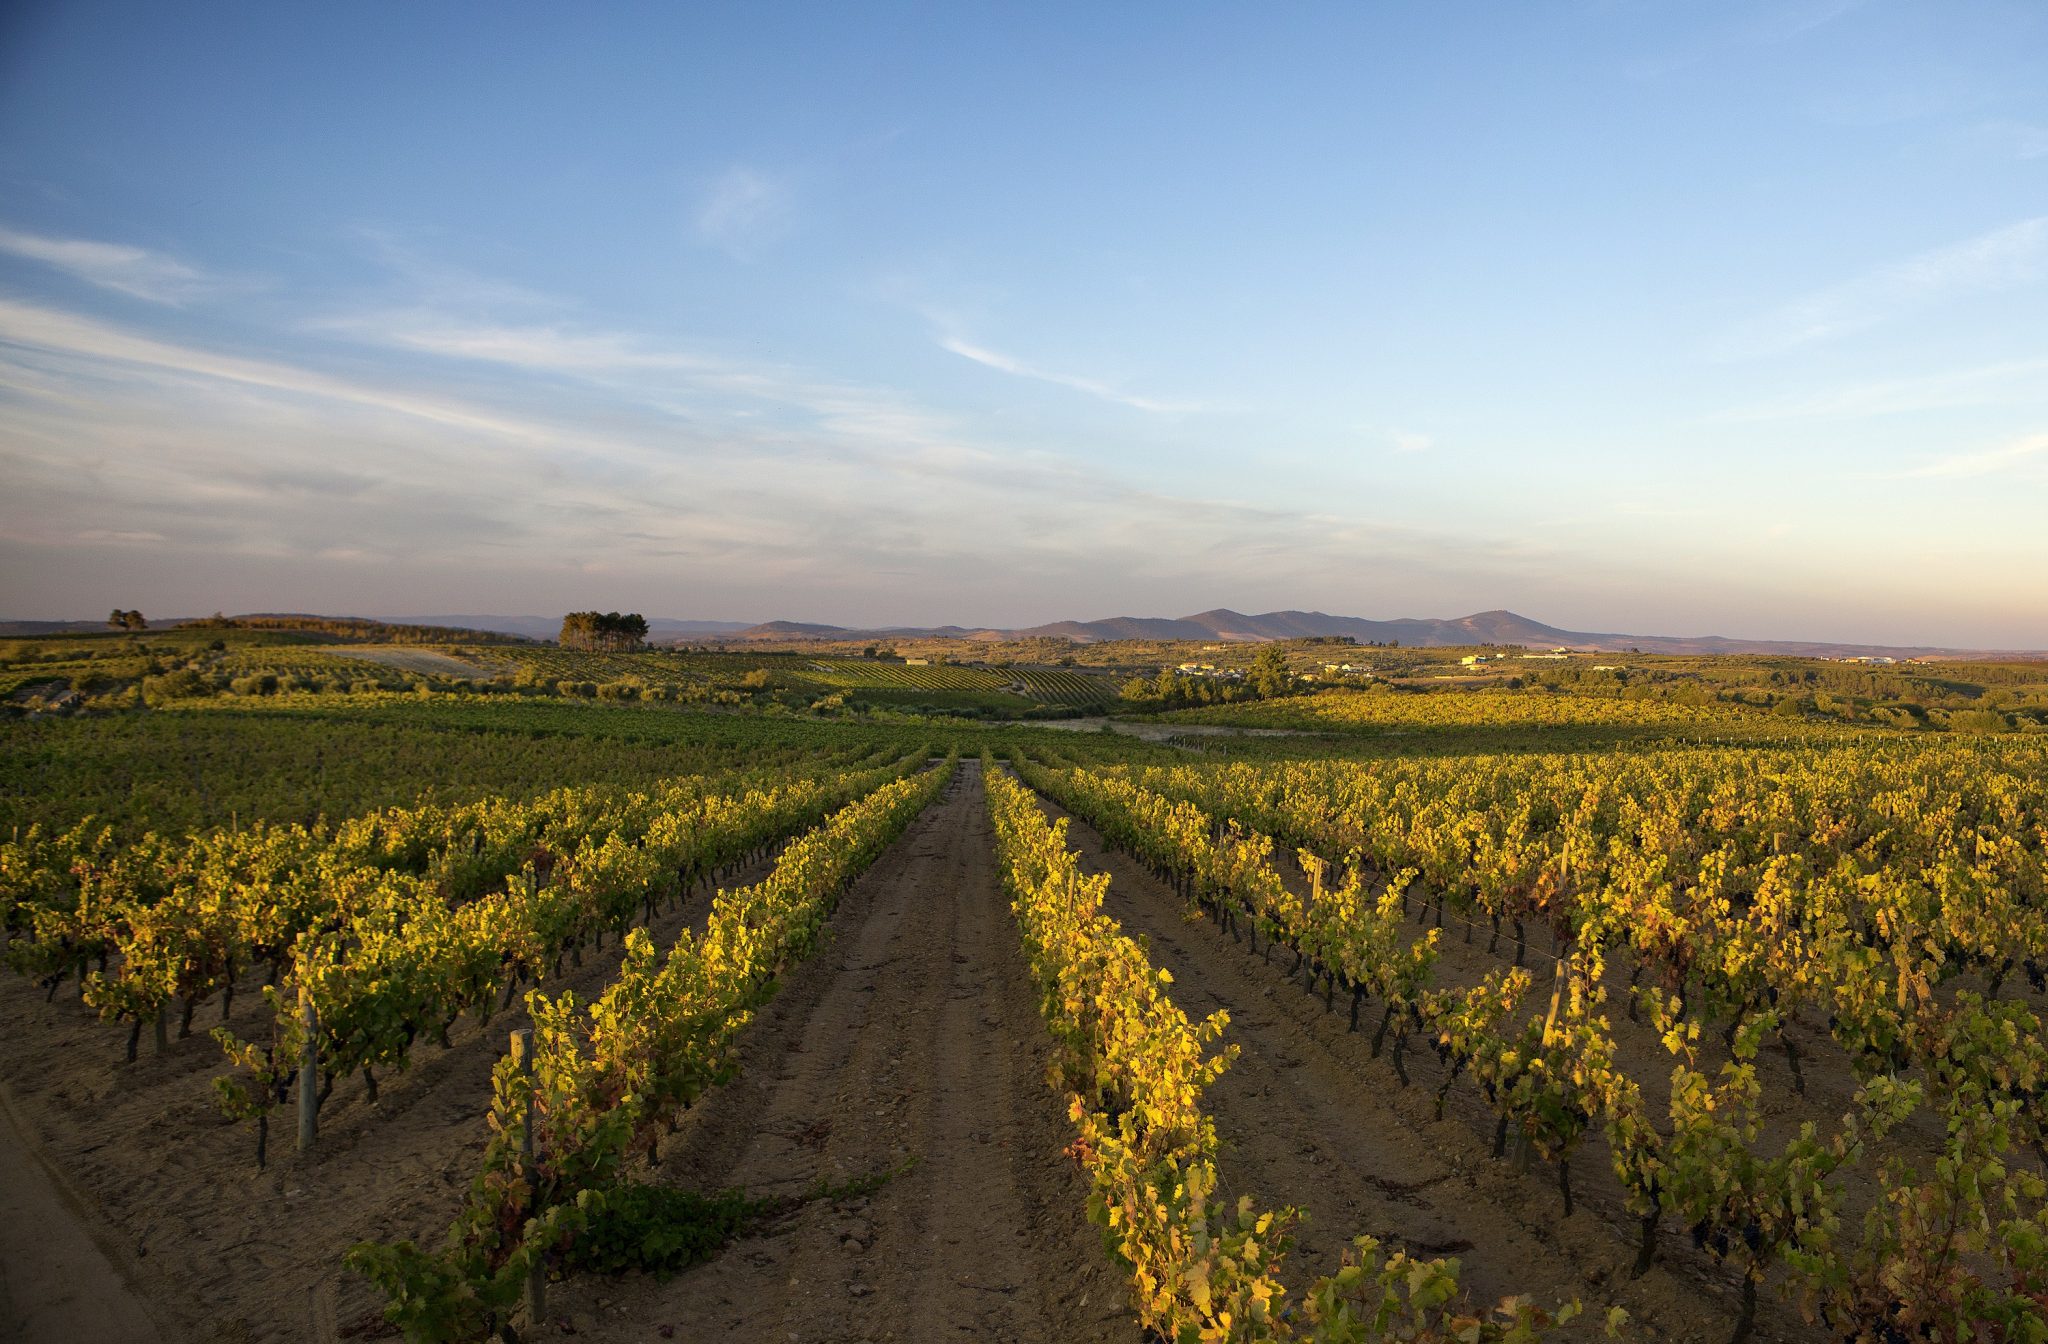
2, 2, 2044, 647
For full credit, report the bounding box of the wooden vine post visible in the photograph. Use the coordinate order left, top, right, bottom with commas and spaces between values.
297, 984, 318, 1152
513, 1027, 545, 1327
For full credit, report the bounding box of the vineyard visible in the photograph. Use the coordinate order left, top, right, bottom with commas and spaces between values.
802, 658, 1119, 708
1, 631, 1121, 720
1159, 685, 1851, 742
999, 738, 2048, 1341
2, 642, 2046, 1343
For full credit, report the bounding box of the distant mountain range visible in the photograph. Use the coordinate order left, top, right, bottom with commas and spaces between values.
719, 608, 2037, 660
4, 608, 2038, 660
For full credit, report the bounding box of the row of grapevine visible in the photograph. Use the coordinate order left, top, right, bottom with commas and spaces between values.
1024, 757, 2048, 1342
1160, 684, 1848, 739
1009, 666, 1120, 705
1, 747, 909, 1100
2, 701, 876, 840
209, 756, 920, 1158
985, 763, 1598, 1343
1095, 751, 2048, 1139
347, 759, 955, 1342
805, 659, 1116, 705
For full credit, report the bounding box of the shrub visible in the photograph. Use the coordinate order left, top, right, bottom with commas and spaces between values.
1948, 708, 2010, 734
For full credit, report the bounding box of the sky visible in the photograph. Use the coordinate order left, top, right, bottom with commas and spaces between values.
0, 2, 2045, 646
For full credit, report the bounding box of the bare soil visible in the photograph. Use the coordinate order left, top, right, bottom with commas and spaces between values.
0, 1083, 167, 1343
1032, 791, 1789, 1343
0, 842, 791, 1344
544, 759, 1130, 1343
6, 749, 1931, 1344
1026, 716, 1305, 741
0, 763, 1128, 1344
329, 648, 498, 680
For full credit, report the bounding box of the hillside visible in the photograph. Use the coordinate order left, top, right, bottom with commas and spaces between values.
12, 608, 2035, 660
726, 607, 2038, 660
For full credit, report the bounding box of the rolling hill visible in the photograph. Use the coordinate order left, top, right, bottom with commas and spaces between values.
725, 608, 2038, 660
8, 608, 2034, 660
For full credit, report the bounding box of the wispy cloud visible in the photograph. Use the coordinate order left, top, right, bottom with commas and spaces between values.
1982, 120, 2048, 161
939, 334, 1201, 414
0, 225, 215, 303
1388, 429, 1434, 454
76, 528, 169, 545
1711, 356, 2048, 422
1627, 0, 1866, 83
1900, 431, 2048, 479
345, 316, 713, 373
346, 227, 558, 311
696, 167, 792, 258
1733, 216, 2048, 354
1759, 0, 1867, 42
0, 292, 1541, 623
323, 312, 973, 457
0, 297, 545, 439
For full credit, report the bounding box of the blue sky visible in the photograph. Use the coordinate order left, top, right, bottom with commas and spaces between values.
1, 2, 2044, 644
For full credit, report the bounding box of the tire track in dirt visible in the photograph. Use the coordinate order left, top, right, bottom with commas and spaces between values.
554, 760, 1133, 1344
1035, 791, 1782, 1343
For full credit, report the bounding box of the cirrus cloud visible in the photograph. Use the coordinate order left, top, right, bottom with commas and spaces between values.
0, 225, 218, 304
1730, 216, 2048, 355
695, 167, 793, 258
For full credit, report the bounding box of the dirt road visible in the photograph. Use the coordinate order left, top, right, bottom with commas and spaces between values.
552, 759, 1131, 1343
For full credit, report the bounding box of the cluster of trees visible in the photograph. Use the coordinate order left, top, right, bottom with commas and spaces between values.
1122, 644, 1299, 710
106, 609, 148, 630
1522, 656, 2048, 733
558, 611, 650, 651
180, 614, 525, 644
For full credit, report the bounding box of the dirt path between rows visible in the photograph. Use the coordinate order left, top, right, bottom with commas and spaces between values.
1035, 791, 1783, 1344
1025, 716, 1307, 742
0, 842, 791, 1344
0, 1084, 167, 1344
550, 759, 1132, 1343
329, 647, 498, 680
